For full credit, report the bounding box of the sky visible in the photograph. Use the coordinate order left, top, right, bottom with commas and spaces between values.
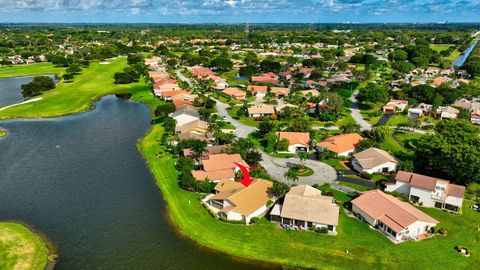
0, 0, 479, 23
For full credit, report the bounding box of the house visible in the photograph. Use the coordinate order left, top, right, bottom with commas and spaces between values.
251, 72, 279, 85
247, 104, 276, 118
452, 98, 472, 110
270, 87, 290, 98
430, 76, 451, 87
317, 133, 364, 156
437, 106, 459, 119
204, 179, 275, 223
352, 147, 398, 174
170, 109, 200, 127
425, 67, 440, 77
408, 103, 432, 119
471, 109, 480, 124
192, 153, 249, 182
385, 171, 465, 212
175, 120, 213, 142
160, 90, 190, 101
182, 145, 229, 160
352, 190, 438, 242
276, 132, 310, 153
270, 185, 339, 233
382, 99, 408, 114
221, 88, 246, 101
247, 85, 268, 99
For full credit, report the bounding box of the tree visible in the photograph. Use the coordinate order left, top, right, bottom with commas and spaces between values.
21, 76, 56, 98
154, 103, 176, 118
271, 182, 289, 197
464, 61, 480, 77
127, 54, 144, 65
414, 120, 480, 185
62, 73, 74, 81
288, 117, 311, 132
392, 61, 415, 74
340, 123, 361, 134
209, 55, 233, 72
259, 59, 281, 73
318, 93, 344, 116
266, 132, 289, 153
257, 118, 275, 138
190, 140, 208, 160
358, 83, 390, 104
297, 152, 309, 169
175, 157, 195, 174
244, 149, 263, 165
66, 64, 82, 75
371, 126, 392, 143
284, 168, 299, 187
391, 49, 408, 61
397, 160, 414, 172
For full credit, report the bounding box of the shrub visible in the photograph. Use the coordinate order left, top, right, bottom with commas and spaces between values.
219, 217, 247, 225
250, 217, 260, 224
359, 172, 373, 180
315, 227, 328, 234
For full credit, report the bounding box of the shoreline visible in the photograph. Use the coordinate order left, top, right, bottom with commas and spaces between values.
0, 220, 57, 270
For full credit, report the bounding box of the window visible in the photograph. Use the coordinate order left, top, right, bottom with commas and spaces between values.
410, 195, 420, 203
434, 201, 443, 209
382, 167, 389, 172
327, 225, 334, 232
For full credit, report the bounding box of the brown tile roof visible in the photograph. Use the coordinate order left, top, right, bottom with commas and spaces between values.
352, 190, 438, 233
212, 179, 274, 216
192, 169, 235, 182
202, 153, 249, 172
183, 145, 229, 159
317, 133, 363, 154
221, 88, 246, 100
281, 185, 339, 226
214, 180, 245, 193
247, 85, 268, 94
353, 147, 398, 169
248, 104, 275, 115
276, 132, 310, 147
270, 87, 290, 96
447, 184, 466, 198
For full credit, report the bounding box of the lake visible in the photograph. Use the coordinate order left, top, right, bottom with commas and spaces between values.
0, 74, 58, 107
0, 93, 270, 269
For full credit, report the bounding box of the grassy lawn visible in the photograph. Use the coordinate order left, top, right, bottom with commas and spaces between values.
0, 222, 49, 270
385, 114, 409, 126
140, 124, 480, 270
322, 159, 348, 171
0, 58, 147, 119
430, 44, 454, 52
339, 182, 372, 191
292, 166, 314, 177
226, 106, 259, 127
0, 63, 65, 79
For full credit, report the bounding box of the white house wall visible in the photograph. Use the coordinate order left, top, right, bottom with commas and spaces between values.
385, 181, 411, 195
410, 187, 436, 207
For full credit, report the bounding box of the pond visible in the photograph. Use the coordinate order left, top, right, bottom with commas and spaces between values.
0, 74, 58, 107
0, 94, 271, 269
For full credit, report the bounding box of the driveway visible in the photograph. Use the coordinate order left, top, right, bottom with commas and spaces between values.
349, 90, 373, 131
214, 98, 337, 186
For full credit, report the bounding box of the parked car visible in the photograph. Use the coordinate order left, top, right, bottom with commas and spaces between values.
472, 204, 480, 212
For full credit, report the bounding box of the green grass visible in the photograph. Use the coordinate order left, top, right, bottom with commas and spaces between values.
385, 114, 409, 126
0, 129, 6, 137
226, 107, 260, 127
140, 124, 480, 270
339, 182, 371, 191
0, 222, 49, 270
292, 166, 314, 177
0, 58, 146, 119
0, 63, 65, 79
322, 159, 348, 171
448, 50, 462, 61
430, 44, 454, 52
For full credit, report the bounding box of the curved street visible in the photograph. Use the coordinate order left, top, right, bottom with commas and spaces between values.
214, 98, 337, 186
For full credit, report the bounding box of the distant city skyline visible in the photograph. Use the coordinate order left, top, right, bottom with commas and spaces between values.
0, 0, 479, 24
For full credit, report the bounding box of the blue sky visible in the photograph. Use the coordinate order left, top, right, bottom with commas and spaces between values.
0, 0, 479, 23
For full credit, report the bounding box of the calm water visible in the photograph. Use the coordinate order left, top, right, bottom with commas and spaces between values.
452, 39, 479, 70
0, 94, 270, 270
0, 74, 58, 107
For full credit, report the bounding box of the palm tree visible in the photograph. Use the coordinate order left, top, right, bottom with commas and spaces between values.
297, 152, 309, 170
284, 168, 299, 187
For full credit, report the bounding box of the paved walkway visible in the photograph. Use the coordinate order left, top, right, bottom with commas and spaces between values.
0, 97, 43, 112
349, 90, 373, 131
214, 98, 337, 186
